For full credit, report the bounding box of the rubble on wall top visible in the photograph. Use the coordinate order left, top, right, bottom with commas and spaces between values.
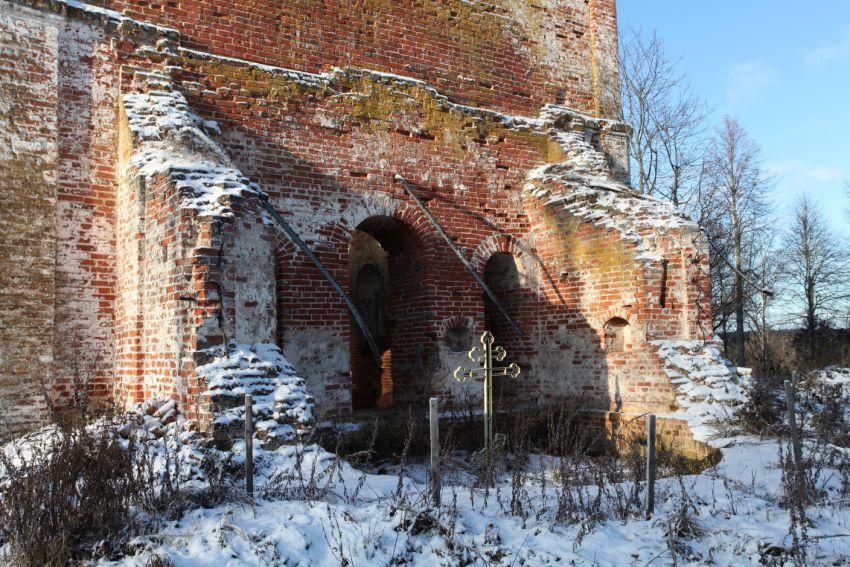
652, 340, 749, 446
178, 48, 331, 89
523, 123, 694, 261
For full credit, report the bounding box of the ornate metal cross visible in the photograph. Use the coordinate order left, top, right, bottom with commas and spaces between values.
453, 331, 521, 453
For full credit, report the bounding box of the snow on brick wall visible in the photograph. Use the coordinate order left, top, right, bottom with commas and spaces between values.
199, 342, 314, 446
1, 0, 716, 436
115, 71, 283, 427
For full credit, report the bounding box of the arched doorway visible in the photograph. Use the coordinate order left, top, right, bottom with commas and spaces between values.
349, 216, 427, 410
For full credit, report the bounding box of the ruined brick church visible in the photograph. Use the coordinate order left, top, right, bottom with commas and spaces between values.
1, 0, 713, 439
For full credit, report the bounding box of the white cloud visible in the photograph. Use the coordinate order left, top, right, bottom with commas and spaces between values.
767, 160, 846, 189
804, 28, 850, 64
727, 62, 777, 104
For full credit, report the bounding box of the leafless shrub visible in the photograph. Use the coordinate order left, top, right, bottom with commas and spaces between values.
736, 373, 785, 435
0, 413, 150, 565
144, 552, 176, 567
261, 443, 339, 503
664, 478, 703, 565
0, 362, 236, 565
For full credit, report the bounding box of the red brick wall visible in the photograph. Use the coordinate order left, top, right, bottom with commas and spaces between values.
159, 52, 708, 414
1, 0, 716, 435
91, 0, 620, 117
0, 5, 59, 433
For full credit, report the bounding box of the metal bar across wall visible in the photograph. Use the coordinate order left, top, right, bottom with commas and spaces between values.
394, 175, 524, 337
261, 199, 384, 368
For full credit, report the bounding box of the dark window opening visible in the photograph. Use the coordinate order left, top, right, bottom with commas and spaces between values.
445, 325, 471, 353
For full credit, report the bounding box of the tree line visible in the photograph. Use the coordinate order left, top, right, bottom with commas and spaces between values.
619, 30, 850, 373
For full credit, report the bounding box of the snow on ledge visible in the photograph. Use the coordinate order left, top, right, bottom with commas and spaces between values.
17, 0, 179, 36
122, 76, 264, 218
651, 340, 749, 446
522, 118, 696, 262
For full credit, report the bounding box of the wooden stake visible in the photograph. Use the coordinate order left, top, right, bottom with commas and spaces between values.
646, 414, 656, 519
429, 397, 441, 506
784, 378, 805, 507
245, 393, 254, 497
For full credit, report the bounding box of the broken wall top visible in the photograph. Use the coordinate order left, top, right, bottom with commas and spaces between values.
39, 0, 622, 117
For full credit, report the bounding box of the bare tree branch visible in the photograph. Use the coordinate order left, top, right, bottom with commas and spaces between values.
619, 29, 709, 205
699, 116, 773, 366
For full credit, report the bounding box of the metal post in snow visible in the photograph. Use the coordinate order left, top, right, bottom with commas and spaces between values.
429, 397, 441, 507
784, 377, 805, 507
484, 333, 492, 453
245, 393, 254, 497
646, 414, 656, 519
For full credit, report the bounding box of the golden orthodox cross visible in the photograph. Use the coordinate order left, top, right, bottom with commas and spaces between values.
453, 331, 521, 453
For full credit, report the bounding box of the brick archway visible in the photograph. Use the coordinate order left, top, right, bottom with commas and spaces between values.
348, 213, 431, 410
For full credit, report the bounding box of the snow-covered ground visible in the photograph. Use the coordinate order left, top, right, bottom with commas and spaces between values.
3, 366, 850, 566
104, 435, 850, 566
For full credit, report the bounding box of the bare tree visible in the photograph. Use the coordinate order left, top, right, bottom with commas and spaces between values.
745, 233, 782, 373
694, 186, 735, 345
701, 116, 772, 367
619, 29, 708, 205
780, 195, 850, 359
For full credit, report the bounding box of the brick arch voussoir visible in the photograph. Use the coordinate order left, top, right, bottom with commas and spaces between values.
437, 315, 481, 340
471, 233, 540, 290
597, 307, 641, 348
596, 306, 633, 330
321, 193, 422, 248
473, 232, 536, 270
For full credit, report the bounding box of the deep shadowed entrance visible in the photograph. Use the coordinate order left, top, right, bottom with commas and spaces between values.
349, 216, 427, 410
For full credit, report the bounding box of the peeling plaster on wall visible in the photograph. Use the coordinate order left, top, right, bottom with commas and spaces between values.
280, 328, 350, 416
222, 214, 277, 344
0, 3, 59, 433
54, 16, 118, 399
432, 316, 484, 404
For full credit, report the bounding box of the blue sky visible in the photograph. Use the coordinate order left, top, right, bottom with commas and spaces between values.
618, 1, 850, 233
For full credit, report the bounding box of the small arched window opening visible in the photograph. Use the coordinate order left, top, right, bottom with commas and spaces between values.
604, 317, 629, 353
484, 252, 521, 293
445, 325, 471, 353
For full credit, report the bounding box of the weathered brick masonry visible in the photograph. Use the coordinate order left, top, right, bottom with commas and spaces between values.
0, 0, 712, 438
